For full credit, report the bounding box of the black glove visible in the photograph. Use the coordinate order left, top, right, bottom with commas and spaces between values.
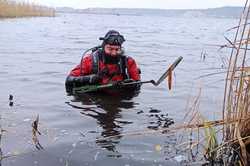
73, 74, 101, 84
65, 75, 101, 94
65, 75, 101, 87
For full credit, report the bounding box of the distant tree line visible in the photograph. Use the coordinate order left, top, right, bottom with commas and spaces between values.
0, 0, 55, 18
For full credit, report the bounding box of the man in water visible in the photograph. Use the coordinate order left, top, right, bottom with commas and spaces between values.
65, 30, 141, 94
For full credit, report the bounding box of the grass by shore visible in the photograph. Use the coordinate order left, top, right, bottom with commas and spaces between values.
0, 0, 55, 18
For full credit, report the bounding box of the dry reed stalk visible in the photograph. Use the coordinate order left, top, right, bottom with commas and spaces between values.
222, 0, 250, 139
221, 0, 250, 164
32, 115, 43, 150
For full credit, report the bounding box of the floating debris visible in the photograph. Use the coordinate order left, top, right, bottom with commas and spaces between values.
200, 50, 207, 61
149, 108, 161, 113
8, 94, 13, 107
32, 115, 43, 150
167, 68, 172, 90
8, 94, 13, 100
88, 130, 98, 134
136, 110, 144, 114
79, 132, 86, 137
155, 144, 162, 152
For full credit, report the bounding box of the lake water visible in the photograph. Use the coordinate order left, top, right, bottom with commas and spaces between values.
0, 13, 237, 165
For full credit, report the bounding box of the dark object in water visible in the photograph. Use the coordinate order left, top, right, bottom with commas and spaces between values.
149, 108, 161, 113
9, 94, 13, 100
9, 102, 13, 107
9, 94, 13, 107
137, 110, 144, 114
147, 113, 174, 130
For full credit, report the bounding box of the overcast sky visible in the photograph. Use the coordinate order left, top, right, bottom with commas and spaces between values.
24, 0, 245, 9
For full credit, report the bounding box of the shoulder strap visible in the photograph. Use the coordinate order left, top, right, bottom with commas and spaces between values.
120, 55, 130, 79
91, 51, 100, 74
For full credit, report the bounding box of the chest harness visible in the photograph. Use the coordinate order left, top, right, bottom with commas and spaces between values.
91, 49, 130, 80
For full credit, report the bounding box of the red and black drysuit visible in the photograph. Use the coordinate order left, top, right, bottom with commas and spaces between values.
65, 49, 141, 93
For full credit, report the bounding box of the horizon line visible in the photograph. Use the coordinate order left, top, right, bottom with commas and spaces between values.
55, 5, 244, 10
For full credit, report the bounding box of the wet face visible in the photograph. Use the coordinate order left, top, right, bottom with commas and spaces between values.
104, 44, 121, 57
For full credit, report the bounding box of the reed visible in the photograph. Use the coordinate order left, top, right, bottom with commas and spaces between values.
0, 0, 55, 18
221, 0, 250, 164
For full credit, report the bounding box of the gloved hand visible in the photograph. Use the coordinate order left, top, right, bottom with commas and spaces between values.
65, 75, 101, 94
66, 75, 101, 85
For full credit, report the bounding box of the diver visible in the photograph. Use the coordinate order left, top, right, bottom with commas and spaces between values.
65, 30, 141, 94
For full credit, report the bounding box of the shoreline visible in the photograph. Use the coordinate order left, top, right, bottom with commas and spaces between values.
0, 0, 55, 18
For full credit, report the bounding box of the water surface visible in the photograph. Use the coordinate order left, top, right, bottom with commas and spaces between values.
0, 13, 236, 165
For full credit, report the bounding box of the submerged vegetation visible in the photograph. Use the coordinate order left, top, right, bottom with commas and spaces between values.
0, 0, 55, 18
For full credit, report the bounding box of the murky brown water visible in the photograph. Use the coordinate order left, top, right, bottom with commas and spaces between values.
0, 13, 236, 165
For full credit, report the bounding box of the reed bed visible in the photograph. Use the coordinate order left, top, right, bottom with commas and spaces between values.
221, 0, 250, 164
171, 0, 250, 164
175, 1, 250, 164
0, 0, 55, 18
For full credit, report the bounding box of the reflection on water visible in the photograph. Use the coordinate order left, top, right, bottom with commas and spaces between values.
68, 90, 140, 152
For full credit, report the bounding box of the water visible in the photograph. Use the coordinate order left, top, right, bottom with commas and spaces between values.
0, 13, 237, 165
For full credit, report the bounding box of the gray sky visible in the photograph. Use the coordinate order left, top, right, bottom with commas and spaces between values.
26, 0, 245, 9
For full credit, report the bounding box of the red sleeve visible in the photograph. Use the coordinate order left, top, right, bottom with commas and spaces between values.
69, 54, 93, 76
127, 57, 141, 81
